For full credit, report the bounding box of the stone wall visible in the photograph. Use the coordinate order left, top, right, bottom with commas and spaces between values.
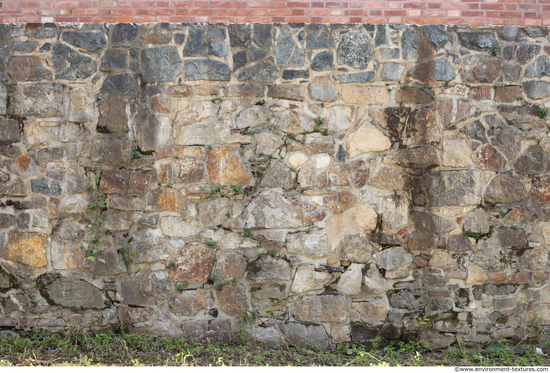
0, 22, 550, 349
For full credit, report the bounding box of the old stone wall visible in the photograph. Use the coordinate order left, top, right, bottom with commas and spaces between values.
0, 22, 550, 349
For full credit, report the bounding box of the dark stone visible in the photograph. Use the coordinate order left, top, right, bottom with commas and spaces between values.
338, 32, 374, 69
12, 40, 37, 53
0, 213, 15, 229
207, 28, 226, 39
523, 80, 550, 100
39, 43, 51, 52
401, 29, 420, 60
249, 47, 266, 62
525, 56, 550, 78
112, 23, 138, 44
62, 31, 106, 53
307, 30, 335, 49
512, 145, 548, 175
490, 124, 523, 160
52, 44, 97, 80
100, 73, 138, 96
30, 178, 63, 196
174, 33, 185, 45
484, 174, 527, 204
458, 32, 497, 51
229, 24, 251, 47
233, 51, 247, 71
522, 26, 549, 38
310, 51, 333, 71
434, 58, 456, 81
517, 44, 540, 64
499, 25, 519, 41
495, 227, 528, 249
375, 24, 389, 47
142, 46, 182, 83
253, 24, 273, 47
425, 25, 449, 50
138, 213, 160, 229
388, 289, 425, 311
183, 29, 205, 56
339, 71, 375, 83
237, 62, 279, 83
461, 56, 501, 83
461, 120, 488, 143
0, 119, 21, 144
100, 49, 127, 71
503, 45, 515, 60
184, 60, 231, 81
335, 145, 345, 162
379, 48, 399, 59
425, 171, 481, 207
283, 69, 309, 80
130, 60, 140, 72
98, 97, 128, 134
276, 34, 305, 68
6, 56, 52, 81
207, 40, 228, 59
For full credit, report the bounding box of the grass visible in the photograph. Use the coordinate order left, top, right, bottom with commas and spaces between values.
0, 331, 549, 366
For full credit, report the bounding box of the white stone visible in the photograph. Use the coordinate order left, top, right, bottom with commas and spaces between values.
290, 265, 334, 294
288, 152, 309, 169
333, 263, 364, 295
315, 154, 331, 169
344, 121, 391, 158
441, 136, 474, 167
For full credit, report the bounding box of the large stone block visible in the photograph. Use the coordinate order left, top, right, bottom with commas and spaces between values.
4, 232, 47, 268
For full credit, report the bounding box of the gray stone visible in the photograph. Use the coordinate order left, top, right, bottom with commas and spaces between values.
499, 26, 519, 41
310, 51, 333, 71
12, 40, 37, 53
100, 73, 138, 96
461, 120, 488, 143
233, 51, 247, 71
185, 60, 231, 81
267, 84, 304, 101
237, 62, 279, 83
490, 124, 523, 160
308, 77, 336, 101
503, 63, 521, 81
142, 46, 182, 82
52, 44, 97, 80
380, 62, 405, 81
374, 247, 413, 271
401, 29, 420, 61
30, 178, 63, 196
22, 84, 63, 117
379, 48, 400, 59
375, 24, 389, 47
112, 23, 138, 43
339, 71, 375, 83
283, 69, 309, 80
425, 25, 449, 50
434, 58, 456, 81
307, 30, 335, 49
1, 294, 27, 314
208, 28, 226, 39
458, 32, 497, 51
517, 44, 540, 64
286, 231, 332, 258
37, 274, 109, 310
183, 29, 205, 56
461, 56, 501, 83
522, 26, 549, 38
260, 161, 296, 189
229, 24, 251, 47
0, 119, 21, 144
338, 32, 374, 69
249, 47, 266, 62
174, 33, 185, 44
100, 49, 127, 71
388, 289, 425, 311
0, 213, 15, 230
425, 171, 482, 207
62, 31, 106, 53
36, 27, 57, 39
484, 175, 527, 204
523, 80, 550, 100
291, 295, 347, 323
503, 45, 515, 60
207, 40, 228, 59
276, 34, 305, 68
253, 24, 272, 47
512, 145, 548, 174
246, 255, 292, 283
280, 322, 329, 349
525, 56, 550, 78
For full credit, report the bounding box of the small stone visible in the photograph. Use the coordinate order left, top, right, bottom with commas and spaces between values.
283, 69, 309, 80
100, 73, 138, 96
229, 24, 251, 47
337, 32, 373, 69
207, 146, 252, 185
466, 263, 488, 284
112, 24, 138, 43
339, 71, 375, 83
434, 59, 456, 81
207, 40, 228, 59
249, 47, 266, 62
267, 84, 304, 101
374, 247, 413, 271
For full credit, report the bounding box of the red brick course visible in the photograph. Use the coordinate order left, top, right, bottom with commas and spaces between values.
1, 0, 547, 25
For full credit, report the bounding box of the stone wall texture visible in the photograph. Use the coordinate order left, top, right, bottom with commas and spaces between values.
2, 1, 550, 26
0, 22, 549, 349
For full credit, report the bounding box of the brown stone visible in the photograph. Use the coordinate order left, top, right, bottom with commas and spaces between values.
503, 206, 532, 226
157, 158, 205, 184
469, 86, 492, 100
291, 294, 348, 323
318, 164, 349, 187
10, 154, 36, 177
396, 87, 434, 105
530, 176, 550, 204
494, 86, 522, 102
23, 122, 47, 148
323, 192, 357, 214
4, 232, 47, 268
368, 166, 414, 191
461, 56, 502, 83
213, 252, 247, 280
345, 159, 370, 188
117, 270, 156, 306
98, 98, 128, 134
6, 56, 52, 81
341, 86, 389, 105
476, 144, 508, 172
150, 94, 175, 114
303, 133, 335, 155
384, 145, 439, 169
142, 33, 171, 44
510, 271, 532, 283
375, 106, 440, 146
484, 174, 527, 204
267, 84, 304, 101
217, 283, 250, 316
166, 85, 193, 98
157, 188, 186, 212
99, 169, 152, 195
119, 306, 153, 324
466, 263, 488, 285
436, 99, 475, 128
207, 146, 252, 185
169, 290, 214, 316
171, 242, 214, 283
352, 302, 386, 326
278, 110, 316, 135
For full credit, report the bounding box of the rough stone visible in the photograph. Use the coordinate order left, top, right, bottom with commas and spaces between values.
291, 295, 347, 323
237, 62, 279, 83
337, 32, 373, 69
142, 46, 182, 82
171, 243, 214, 283
52, 44, 96, 80
185, 60, 231, 81
62, 31, 106, 53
